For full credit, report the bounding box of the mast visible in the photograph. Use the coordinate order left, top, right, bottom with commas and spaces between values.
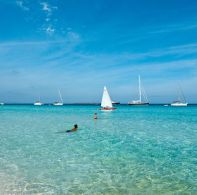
142, 86, 148, 103
139, 75, 142, 102
58, 89, 63, 103
178, 84, 186, 103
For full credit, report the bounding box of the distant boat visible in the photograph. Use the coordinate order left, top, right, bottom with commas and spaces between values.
112, 101, 120, 105
101, 86, 116, 110
34, 101, 43, 106
34, 97, 43, 106
53, 90, 63, 106
128, 75, 149, 105
171, 101, 188, 107
164, 104, 169, 107
53, 102, 63, 106
171, 85, 188, 107
0, 102, 4, 106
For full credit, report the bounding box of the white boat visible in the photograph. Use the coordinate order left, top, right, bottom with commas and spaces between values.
128, 75, 149, 105
0, 102, 4, 106
53, 90, 63, 106
171, 101, 188, 107
101, 86, 116, 110
53, 102, 63, 106
171, 85, 188, 107
34, 97, 43, 106
34, 101, 43, 106
112, 101, 120, 105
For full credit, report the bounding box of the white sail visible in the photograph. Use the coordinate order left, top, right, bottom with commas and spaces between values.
101, 86, 113, 108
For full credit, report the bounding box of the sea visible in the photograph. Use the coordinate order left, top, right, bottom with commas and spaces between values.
0, 105, 196, 194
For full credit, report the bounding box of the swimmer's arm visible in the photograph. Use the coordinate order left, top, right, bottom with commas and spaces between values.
66, 128, 77, 133
66, 130, 72, 132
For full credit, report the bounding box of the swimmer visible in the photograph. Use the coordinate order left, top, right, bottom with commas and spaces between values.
66, 124, 78, 133
94, 113, 98, 119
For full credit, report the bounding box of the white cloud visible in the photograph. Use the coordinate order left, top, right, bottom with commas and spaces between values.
123, 43, 197, 61
67, 32, 80, 42
40, 2, 58, 36
45, 26, 55, 36
149, 23, 197, 34
16, 1, 29, 11
40, 2, 58, 15
40, 2, 51, 13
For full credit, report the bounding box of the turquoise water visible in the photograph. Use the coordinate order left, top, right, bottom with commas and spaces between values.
0, 105, 196, 194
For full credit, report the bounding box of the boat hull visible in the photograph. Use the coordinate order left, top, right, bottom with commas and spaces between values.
34, 103, 43, 106
100, 107, 116, 110
171, 103, 188, 107
53, 103, 63, 106
112, 102, 120, 105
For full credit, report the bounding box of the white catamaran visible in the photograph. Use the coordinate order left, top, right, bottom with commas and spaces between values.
171, 86, 188, 107
128, 75, 149, 105
53, 90, 63, 106
101, 86, 116, 110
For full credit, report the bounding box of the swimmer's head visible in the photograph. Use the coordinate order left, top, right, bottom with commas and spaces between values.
74, 124, 78, 128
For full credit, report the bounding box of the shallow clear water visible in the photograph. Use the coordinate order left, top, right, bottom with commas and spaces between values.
0, 105, 196, 194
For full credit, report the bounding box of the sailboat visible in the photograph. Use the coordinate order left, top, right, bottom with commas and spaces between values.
171, 85, 188, 107
53, 90, 63, 106
112, 101, 120, 105
34, 101, 43, 106
101, 86, 116, 110
128, 75, 149, 105
34, 97, 43, 106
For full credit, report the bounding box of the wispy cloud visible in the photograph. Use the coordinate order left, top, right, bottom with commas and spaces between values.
40, 2, 57, 14
45, 26, 55, 36
16, 0, 29, 11
149, 23, 197, 34
14, 1, 59, 36
40, 2, 51, 13
0, 39, 197, 103
67, 32, 80, 42
113, 22, 197, 47
120, 43, 197, 62
40, 1, 58, 36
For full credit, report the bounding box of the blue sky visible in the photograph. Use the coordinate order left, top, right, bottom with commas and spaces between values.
0, 0, 197, 103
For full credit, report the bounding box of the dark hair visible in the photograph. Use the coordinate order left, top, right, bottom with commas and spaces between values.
74, 124, 78, 128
